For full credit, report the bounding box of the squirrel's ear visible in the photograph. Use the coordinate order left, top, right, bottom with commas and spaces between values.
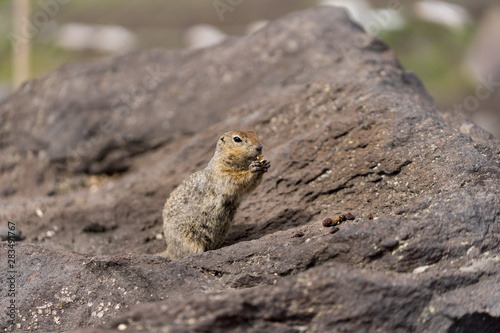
219, 136, 225, 143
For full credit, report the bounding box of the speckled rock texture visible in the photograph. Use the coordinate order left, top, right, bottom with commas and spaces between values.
1, 6, 499, 333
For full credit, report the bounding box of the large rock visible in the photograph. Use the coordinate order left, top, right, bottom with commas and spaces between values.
0, 244, 223, 332
1, 6, 500, 333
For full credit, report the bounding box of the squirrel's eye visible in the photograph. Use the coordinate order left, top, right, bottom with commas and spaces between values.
233, 136, 242, 143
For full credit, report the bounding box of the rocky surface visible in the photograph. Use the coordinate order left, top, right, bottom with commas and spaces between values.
1, 6, 500, 333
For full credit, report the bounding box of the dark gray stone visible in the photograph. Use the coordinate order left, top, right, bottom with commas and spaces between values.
0, 6, 499, 333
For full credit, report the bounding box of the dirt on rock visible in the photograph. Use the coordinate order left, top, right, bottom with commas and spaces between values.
1, 7, 499, 333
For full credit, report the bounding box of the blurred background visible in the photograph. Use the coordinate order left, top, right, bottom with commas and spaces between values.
0, 0, 499, 137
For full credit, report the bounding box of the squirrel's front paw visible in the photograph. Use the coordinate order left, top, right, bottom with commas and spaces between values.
261, 160, 270, 173
251, 160, 271, 173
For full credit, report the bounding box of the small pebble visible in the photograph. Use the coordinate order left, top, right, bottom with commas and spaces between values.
293, 232, 305, 238
367, 214, 374, 220
381, 239, 399, 250
35, 208, 44, 218
345, 212, 355, 220
322, 218, 333, 227
329, 227, 340, 234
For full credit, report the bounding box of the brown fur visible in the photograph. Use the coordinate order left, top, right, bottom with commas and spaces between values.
160, 130, 270, 259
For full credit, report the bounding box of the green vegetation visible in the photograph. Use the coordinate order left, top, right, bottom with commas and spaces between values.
378, 19, 478, 107
0, 0, 484, 110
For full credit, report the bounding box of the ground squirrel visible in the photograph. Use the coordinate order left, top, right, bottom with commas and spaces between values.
161, 130, 270, 259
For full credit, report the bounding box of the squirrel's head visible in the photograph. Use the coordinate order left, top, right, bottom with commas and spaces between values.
216, 130, 263, 169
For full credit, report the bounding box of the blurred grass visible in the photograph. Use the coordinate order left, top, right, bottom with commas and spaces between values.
378, 19, 478, 107
0, 0, 482, 110
0, 0, 316, 86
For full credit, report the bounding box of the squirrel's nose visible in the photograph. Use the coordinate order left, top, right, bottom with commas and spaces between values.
256, 145, 263, 154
